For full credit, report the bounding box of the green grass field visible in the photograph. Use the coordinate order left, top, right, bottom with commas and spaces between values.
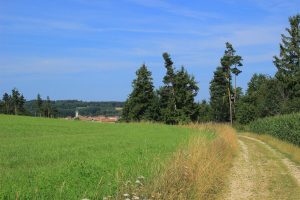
0, 115, 210, 199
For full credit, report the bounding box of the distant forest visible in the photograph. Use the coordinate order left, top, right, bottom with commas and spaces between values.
0, 90, 124, 118
25, 100, 124, 117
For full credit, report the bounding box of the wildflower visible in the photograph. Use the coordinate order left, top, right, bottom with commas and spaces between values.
123, 193, 130, 198
132, 195, 139, 200
135, 180, 142, 185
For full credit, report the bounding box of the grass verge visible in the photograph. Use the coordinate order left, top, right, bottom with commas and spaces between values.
118, 124, 238, 200
240, 132, 300, 165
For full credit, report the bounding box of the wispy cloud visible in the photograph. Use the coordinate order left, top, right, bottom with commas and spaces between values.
244, 52, 277, 63
0, 56, 139, 75
127, 0, 220, 20
0, 15, 214, 35
252, 0, 300, 12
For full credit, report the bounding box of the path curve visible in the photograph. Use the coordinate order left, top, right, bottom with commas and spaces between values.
222, 135, 300, 200
240, 135, 300, 185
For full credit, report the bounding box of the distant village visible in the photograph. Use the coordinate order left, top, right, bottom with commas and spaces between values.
65, 110, 119, 123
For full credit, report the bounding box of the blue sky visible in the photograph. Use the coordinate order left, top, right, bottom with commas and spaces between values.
0, 0, 299, 101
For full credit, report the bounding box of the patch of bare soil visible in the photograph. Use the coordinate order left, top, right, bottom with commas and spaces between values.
224, 139, 254, 200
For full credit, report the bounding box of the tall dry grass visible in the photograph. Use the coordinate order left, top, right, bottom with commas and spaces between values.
117, 124, 237, 200
243, 132, 300, 164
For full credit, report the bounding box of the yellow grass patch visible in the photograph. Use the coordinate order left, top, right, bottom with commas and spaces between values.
242, 132, 300, 164
118, 124, 237, 200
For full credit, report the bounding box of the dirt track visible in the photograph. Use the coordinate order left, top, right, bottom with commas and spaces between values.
222, 135, 300, 200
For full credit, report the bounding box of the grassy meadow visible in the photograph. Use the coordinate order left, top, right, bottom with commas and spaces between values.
0, 115, 215, 199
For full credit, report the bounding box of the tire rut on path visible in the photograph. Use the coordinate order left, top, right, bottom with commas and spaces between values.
224, 139, 254, 200
221, 135, 300, 200
240, 135, 300, 185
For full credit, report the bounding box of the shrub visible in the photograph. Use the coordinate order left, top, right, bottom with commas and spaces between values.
249, 113, 300, 146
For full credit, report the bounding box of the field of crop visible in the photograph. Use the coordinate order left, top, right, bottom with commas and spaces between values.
0, 115, 215, 199
248, 113, 300, 146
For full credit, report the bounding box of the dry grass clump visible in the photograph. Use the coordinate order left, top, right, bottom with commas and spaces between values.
243, 132, 300, 164
117, 124, 237, 200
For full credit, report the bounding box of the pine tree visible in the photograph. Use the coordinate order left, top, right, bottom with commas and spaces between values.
18, 94, 26, 114
273, 14, 300, 100
1, 89, 26, 115
2, 93, 11, 114
11, 88, 20, 115
43, 96, 52, 117
210, 66, 231, 122
220, 42, 243, 124
197, 100, 212, 122
36, 94, 43, 117
122, 64, 156, 121
159, 53, 177, 124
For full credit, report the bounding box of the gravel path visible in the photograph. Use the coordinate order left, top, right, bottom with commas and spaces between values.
222, 135, 300, 200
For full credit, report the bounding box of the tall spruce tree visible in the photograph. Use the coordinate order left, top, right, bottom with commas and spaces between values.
11, 88, 20, 115
36, 93, 43, 117
2, 93, 11, 114
173, 66, 199, 123
122, 64, 156, 121
11, 88, 25, 115
43, 96, 54, 118
273, 14, 300, 102
159, 53, 177, 124
210, 66, 231, 122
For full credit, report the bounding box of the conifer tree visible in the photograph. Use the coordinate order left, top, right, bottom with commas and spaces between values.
210, 66, 231, 122
36, 93, 43, 117
2, 93, 11, 114
43, 96, 52, 117
220, 42, 243, 124
11, 88, 25, 115
173, 66, 199, 123
197, 100, 212, 122
273, 14, 300, 100
11, 88, 20, 115
159, 53, 177, 124
122, 64, 156, 121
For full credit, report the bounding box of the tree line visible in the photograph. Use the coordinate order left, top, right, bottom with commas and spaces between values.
0, 91, 124, 118
0, 89, 57, 117
0, 88, 26, 115
122, 14, 300, 125
25, 100, 123, 117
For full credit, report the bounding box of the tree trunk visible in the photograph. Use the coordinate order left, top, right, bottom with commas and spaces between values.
233, 75, 237, 114
227, 85, 233, 126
